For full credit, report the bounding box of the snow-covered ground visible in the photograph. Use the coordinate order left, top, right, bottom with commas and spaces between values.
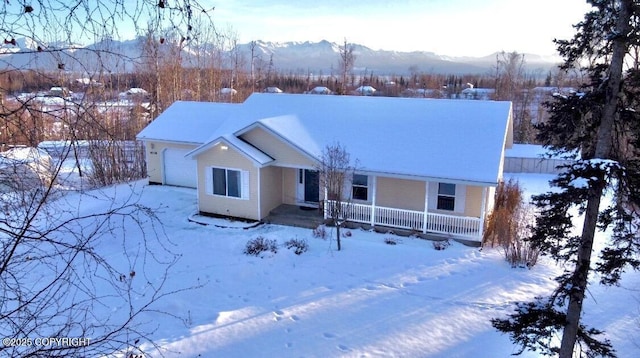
51, 169, 640, 357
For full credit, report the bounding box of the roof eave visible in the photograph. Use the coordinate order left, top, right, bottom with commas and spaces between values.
187, 136, 274, 168
234, 120, 321, 166
136, 137, 204, 146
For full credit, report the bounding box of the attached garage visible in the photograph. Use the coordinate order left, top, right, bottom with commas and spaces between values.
163, 148, 197, 188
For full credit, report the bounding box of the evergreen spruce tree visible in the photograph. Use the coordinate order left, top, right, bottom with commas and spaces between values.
492, 1, 640, 357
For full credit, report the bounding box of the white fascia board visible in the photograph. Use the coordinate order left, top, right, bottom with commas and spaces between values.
234, 119, 320, 166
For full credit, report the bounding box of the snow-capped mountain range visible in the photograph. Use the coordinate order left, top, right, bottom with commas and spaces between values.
242, 39, 561, 75
0, 37, 561, 75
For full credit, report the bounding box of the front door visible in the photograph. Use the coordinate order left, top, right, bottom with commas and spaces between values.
304, 169, 319, 203
297, 169, 319, 204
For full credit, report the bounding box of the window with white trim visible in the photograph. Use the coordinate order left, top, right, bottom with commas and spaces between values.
208, 167, 249, 199
352, 174, 368, 201
437, 183, 455, 211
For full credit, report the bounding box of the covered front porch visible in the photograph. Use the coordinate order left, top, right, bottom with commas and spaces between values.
325, 201, 483, 240
262, 166, 491, 242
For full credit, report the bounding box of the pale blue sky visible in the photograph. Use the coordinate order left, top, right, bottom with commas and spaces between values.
210, 0, 592, 57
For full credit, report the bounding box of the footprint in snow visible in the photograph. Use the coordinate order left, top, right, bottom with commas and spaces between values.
273, 311, 284, 321
337, 344, 351, 352
323, 332, 336, 339
289, 315, 300, 322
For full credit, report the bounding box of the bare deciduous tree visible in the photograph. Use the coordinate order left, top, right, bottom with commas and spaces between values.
317, 143, 357, 251
0, 1, 212, 356
338, 38, 356, 95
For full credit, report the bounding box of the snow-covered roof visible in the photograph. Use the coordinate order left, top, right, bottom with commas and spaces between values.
505, 143, 579, 160
126, 87, 148, 95
309, 86, 331, 94
75, 78, 103, 86
139, 93, 512, 185
264, 87, 283, 93
460, 88, 494, 99
136, 101, 242, 144
119, 88, 149, 99
220, 88, 237, 95
355, 86, 376, 95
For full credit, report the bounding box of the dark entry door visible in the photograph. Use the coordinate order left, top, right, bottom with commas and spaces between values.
304, 170, 319, 203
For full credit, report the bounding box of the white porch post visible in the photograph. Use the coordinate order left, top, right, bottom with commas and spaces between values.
479, 186, 488, 239
323, 186, 328, 220
370, 175, 377, 227
422, 181, 429, 234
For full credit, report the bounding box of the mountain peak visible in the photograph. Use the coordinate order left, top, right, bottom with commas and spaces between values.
0, 37, 560, 76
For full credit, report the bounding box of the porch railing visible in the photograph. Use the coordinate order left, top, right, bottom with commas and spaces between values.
325, 200, 482, 240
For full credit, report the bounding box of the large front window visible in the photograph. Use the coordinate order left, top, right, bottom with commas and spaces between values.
437, 183, 455, 211
212, 167, 242, 198
352, 174, 368, 201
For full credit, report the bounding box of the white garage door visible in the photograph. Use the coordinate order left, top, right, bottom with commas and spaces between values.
163, 148, 197, 188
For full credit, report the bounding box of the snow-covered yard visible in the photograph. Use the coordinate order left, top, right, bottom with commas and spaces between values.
48, 170, 640, 356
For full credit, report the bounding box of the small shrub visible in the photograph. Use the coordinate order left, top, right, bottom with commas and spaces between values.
244, 236, 278, 257
482, 179, 540, 268
503, 235, 540, 269
482, 179, 524, 248
312, 225, 327, 239
384, 237, 398, 245
284, 238, 309, 255
432, 239, 451, 251
342, 230, 352, 238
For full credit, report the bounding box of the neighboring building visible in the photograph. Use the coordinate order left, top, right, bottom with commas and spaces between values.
460, 87, 495, 100
137, 93, 513, 241
354, 86, 376, 96
263, 87, 283, 93
119, 87, 149, 101
49, 86, 71, 98
307, 86, 332, 95
219, 88, 237, 96
504, 143, 576, 174
74, 78, 103, 87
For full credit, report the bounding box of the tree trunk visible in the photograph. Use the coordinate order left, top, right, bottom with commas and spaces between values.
558, 179, 605, 358
558, 1, 631, 356
594, 0, 631, 160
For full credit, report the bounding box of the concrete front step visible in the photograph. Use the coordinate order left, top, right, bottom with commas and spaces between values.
263, 204, 325, 229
